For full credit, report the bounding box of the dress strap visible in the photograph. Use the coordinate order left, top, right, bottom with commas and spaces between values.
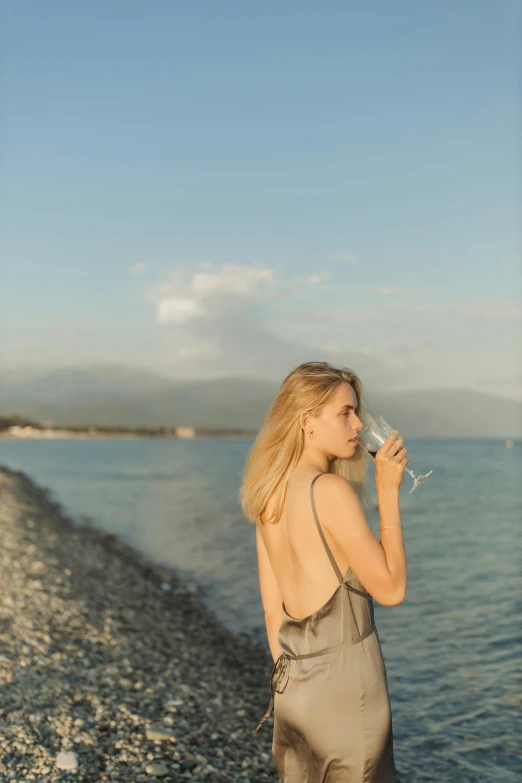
310, 473, 344, 585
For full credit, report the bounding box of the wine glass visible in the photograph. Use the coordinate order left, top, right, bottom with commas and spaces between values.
358, 415, 433, 494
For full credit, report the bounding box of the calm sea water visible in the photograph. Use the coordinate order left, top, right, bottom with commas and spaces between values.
1, 437, 520, 781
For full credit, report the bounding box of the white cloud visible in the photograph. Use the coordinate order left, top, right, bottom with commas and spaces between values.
138, 264, 521, 395
295, 271, 331, 285
140, 262, 387, 381
370, 285, 408, 297
157, 297, 205, 325
192, 264, 275, 296
292, 298, 522, 327
147, 263, 276, 326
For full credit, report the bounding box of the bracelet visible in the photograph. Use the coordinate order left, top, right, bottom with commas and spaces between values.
380, 524, 403, 529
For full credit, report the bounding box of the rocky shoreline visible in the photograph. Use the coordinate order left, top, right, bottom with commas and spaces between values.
0, 465, 279, 782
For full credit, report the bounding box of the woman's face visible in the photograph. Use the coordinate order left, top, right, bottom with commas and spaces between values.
310, 382, 364, 459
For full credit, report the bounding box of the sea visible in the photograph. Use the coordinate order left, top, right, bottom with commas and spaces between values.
0, 436, 520, 782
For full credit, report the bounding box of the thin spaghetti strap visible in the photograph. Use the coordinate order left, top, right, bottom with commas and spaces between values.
310, 474, 344, 585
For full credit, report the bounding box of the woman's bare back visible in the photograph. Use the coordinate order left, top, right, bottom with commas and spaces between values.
258, 468, 351, 621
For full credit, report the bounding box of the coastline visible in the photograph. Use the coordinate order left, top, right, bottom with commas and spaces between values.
0, 465, 277, 782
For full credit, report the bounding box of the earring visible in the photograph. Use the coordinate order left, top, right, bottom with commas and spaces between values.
308, 430, 313, 440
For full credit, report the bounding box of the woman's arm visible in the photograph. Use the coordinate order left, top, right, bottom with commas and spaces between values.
264, 607, 284, 664
255, 523, 284, 661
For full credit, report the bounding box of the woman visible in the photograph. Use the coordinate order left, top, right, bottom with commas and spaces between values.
239, 361, 407, 782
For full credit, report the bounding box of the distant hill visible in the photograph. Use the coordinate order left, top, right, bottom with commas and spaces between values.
0, 365, 174, 407
367, 389, 522, 438
0, 365, 520, 438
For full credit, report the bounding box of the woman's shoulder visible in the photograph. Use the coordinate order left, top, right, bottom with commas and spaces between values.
286, 469, 352, 498
312, 472, 352, 492
310, 473, 361, 528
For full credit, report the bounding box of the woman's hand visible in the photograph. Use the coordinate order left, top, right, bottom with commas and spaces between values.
374, 431, 409, 494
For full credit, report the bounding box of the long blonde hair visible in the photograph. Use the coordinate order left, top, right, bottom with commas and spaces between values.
239, 361, 373, 526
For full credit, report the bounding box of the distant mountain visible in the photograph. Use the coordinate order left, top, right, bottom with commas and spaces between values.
0, 365, 173, 408
370, 389, 522, 438
0, 365, 520, 437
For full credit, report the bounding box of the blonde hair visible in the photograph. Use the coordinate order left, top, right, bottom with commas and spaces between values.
239, 361, 373, 526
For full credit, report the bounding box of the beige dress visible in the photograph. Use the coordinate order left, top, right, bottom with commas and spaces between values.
252, 473, 400, 782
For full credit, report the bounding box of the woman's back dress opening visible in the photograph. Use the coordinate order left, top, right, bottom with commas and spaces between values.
252, 472, 401, 783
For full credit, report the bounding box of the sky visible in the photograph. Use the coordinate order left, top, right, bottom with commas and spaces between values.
1, 0, 521, 400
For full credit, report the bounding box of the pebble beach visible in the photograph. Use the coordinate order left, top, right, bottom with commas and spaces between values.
0, 465, 279, 783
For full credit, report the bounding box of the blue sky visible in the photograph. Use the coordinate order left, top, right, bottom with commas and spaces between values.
1, 1, 521, 399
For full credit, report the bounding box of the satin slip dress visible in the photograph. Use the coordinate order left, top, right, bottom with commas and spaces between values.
252, 472, 400, 783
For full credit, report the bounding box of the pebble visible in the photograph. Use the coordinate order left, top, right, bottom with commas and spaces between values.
145, 762, 169, 776
0, 466, 279, 781
55, 750, 78, 770
146, 725, 177, 741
